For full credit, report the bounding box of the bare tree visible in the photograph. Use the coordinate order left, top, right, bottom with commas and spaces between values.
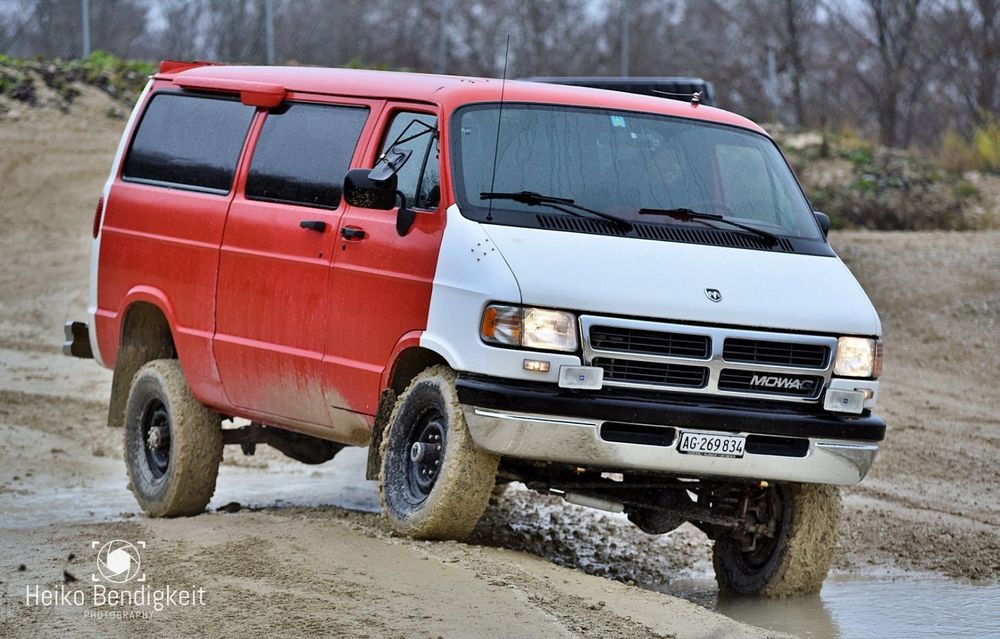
938, 0, 998, 128
833, 0, 928, 147
89, 0, 151, 58
154, 0, 208, 60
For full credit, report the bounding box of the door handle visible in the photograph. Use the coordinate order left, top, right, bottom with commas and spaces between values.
340, 226, 366, 241
300, 220, 326, 232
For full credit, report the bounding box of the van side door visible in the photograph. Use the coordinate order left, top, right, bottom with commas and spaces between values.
214, 97, 379, 431
323, 106, 445, 416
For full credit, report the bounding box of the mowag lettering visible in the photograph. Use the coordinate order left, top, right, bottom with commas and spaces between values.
749, 374, 815, 391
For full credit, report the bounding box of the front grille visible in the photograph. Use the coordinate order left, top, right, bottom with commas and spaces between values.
717, 369, 823, 398
723, 338, 829, 369
593, 357, 708, 388
582, 316, 837, 404
590, 326, 710, 359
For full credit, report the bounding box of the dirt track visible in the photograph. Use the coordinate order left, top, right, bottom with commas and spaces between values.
1, 90, 997, 638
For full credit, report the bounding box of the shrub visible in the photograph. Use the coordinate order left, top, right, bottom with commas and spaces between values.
941, 119, 1000, 175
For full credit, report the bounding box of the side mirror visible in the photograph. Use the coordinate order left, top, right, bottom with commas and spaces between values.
368, 148, 413, 183
814, 211, 830, 238
344, 168, 397, 210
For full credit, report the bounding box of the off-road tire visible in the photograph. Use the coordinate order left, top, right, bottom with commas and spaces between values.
712, 483, 842, 596
124, 359, 223, 517
378, 366, 499, 540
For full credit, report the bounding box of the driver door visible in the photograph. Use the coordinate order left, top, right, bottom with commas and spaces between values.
323, 106, 445, 416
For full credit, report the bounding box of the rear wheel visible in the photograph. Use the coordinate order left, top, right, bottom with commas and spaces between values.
124, 359, 222, 517
378, 366, 499, 540
712, 483, 842, 596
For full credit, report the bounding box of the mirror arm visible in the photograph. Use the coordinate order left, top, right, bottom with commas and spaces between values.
395, 191, 417, 237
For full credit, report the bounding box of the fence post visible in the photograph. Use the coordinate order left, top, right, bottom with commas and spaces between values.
81, 0, 90, 58
620, 0, 629, 77
265, 0, 275, 65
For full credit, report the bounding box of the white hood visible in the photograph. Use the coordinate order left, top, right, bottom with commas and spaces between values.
481, 224, 881, 337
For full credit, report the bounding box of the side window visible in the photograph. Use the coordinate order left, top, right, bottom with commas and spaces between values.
380, 112, 440, 210
246, 103, 369, 209
123, 93, 255, 193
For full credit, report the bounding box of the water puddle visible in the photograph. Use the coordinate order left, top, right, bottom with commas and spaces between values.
0, 445, 379, 528
654, 575, 1000, 638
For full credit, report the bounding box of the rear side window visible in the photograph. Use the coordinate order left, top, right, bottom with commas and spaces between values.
123, 93, 255, 193
246, 103, 369, 209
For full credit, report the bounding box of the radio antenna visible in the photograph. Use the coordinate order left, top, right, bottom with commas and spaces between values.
486, 34, 510, 222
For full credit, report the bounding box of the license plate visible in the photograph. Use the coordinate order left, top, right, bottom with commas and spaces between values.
677, 431, 746, 458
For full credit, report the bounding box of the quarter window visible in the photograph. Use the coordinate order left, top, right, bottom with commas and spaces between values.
246, 103, 369, 209
380, 112, 440, 210
123, 93, 255, 193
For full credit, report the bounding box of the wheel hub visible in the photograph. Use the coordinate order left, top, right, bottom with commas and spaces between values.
147, 424, 168, 451
140, 400, 171, 478
407, 415, 445, 497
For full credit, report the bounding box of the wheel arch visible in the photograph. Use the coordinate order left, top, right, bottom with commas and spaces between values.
366, 340, 451, 480
107, 296, 179, 428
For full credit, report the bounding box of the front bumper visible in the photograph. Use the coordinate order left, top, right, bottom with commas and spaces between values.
457, 375, 883, 485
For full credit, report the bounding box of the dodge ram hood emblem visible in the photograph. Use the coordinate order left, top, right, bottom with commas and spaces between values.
705, 288, 722, 302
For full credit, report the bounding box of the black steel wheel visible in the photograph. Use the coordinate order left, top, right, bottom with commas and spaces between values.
712, 483, 842, 596
124, 360, 222, 517
139, 398, 171, 479
406, 409, 447, 499
378, 366, 499, 540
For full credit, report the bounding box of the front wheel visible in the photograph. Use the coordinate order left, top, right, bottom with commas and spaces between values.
712, 483, 842, 596
378, 366, 499, 540
124, 359, 223, 517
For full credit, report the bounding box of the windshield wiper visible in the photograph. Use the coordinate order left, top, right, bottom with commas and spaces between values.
638, 207, 778, 245
481, 191, 633, 230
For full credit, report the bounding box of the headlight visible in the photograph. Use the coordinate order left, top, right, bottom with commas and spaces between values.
481, 304, 578, 352
834, 337, 883, 378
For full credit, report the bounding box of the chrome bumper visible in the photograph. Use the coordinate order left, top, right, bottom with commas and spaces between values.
463, 407, 879, 485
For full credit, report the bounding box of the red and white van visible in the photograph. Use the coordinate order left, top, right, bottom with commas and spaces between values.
66, 61, 886, 595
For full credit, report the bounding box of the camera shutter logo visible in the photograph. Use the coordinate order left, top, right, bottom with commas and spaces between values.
92, 540, 146, 583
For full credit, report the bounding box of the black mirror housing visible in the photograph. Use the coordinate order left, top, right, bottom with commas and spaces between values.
814, 211, 831, 237
343, 169, 397, 210
368, 148, 413, 183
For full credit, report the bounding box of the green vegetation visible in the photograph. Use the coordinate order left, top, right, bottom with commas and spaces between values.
778, 128, 995, 231
941, 119, 1000, 175
0, 52, 154, 108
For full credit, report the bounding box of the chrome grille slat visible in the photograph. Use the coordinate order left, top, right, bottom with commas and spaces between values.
590, 325, 710, 359
580, 315, 838, 404
723, 338, 829, 368
592, 357, 708, 388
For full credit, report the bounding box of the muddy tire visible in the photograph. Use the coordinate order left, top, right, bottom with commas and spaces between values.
378, 366, 499, 540
124, 359, 223, 517
712, 483, 842, 596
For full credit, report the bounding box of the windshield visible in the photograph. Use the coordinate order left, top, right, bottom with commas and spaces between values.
450, 103, 822, 240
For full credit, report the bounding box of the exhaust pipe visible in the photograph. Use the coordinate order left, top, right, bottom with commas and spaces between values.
563, 491, 624, 513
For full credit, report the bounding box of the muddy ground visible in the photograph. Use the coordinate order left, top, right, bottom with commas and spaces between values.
0, 90, 997, 638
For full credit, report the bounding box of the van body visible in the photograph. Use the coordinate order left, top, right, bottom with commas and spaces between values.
68, 62, 885, 595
